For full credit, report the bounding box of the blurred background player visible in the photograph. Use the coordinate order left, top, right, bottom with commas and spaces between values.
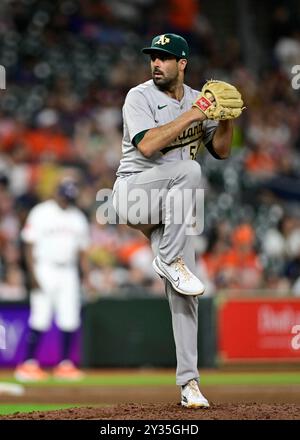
14, 178, 91, 381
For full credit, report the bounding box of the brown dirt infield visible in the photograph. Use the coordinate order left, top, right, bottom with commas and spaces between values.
0, 384, 300, 419
2, 402, 300, 420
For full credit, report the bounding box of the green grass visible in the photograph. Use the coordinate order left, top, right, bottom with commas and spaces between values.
1, 371, 300, 416
0, 403, 83, 415
1, 371, 300, 387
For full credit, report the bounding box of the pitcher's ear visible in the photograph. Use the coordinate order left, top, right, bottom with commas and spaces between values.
178, 58, 187, 72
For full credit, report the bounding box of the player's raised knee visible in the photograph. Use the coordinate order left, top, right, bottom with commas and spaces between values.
178, 160, 201, 183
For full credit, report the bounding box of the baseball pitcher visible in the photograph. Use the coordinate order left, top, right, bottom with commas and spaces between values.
112, 33, 244, 407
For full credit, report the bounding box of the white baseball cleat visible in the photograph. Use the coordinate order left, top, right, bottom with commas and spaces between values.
152, 255, 205, 296
181, 379, 210, 408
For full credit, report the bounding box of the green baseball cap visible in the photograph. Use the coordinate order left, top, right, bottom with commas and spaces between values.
142, 33, 189, 59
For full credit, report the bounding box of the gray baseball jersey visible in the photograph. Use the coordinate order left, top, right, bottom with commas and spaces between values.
116, 79, 218, 177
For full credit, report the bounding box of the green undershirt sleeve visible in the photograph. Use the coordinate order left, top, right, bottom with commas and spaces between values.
132, 130, 149, 148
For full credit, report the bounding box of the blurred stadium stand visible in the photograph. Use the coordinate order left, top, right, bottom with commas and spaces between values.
0, 0, 299, 301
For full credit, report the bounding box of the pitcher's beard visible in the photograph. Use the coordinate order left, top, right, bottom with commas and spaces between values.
153, 75, 178, 91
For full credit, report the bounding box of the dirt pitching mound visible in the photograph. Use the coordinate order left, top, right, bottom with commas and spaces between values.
1, 402, 300, 420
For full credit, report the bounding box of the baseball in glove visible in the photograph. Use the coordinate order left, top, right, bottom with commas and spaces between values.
193, 80, 245, 120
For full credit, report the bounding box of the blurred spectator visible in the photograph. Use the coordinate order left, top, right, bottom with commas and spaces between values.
22, 109, 73, 160
270, 5, 296, 45
0, 264, 26, 301
274, 29, 300, 77
202, 223, 263, 291
222, 223, 263, 290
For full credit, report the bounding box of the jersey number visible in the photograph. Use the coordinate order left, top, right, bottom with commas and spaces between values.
190, 145, 198, 160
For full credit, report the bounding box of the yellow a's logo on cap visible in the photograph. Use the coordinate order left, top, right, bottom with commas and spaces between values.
155, 35, 170, 46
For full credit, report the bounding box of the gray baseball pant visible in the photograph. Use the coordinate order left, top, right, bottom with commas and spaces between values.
112, 160, 201, 385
